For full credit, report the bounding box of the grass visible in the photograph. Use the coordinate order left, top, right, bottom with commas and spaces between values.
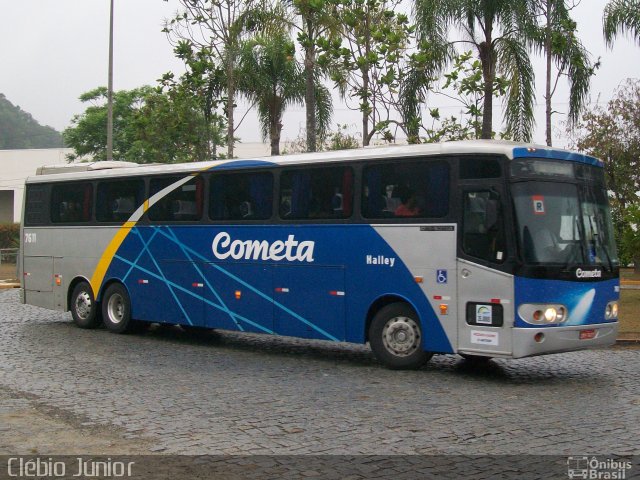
620, 268, 640, 281
0, 263, 17, 281
619, 289, 640, 334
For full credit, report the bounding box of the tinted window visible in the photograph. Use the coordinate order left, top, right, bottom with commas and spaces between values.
147, 176, 203, 222
362, 160, 449, 219
96, 179, 145, 222
460, 157, 502, 179
51, 183, 93, 223
25, 185, 48, 226
462, 190, 506, 263
280, 167, 353, 220
210, 172, 273, 221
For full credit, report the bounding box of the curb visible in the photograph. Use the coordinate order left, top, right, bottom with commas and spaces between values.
616, 333, 640, 345
0, 282, 19, 289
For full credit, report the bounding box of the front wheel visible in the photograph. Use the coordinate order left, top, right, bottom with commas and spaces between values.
369, 303, 432, 369
70, 281, 101, 329
101, 283, 134, 334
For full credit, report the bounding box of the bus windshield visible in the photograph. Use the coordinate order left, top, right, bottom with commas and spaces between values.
511, 181, 619, 268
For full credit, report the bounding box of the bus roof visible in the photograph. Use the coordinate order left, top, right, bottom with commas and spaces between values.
25, 140, 602, 184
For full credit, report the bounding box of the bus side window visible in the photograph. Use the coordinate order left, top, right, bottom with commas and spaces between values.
96, 179, 144, 222
51, 183, 93, 223
148, 176, 203, 222
280, 167, 353, 220
462, 190, 505, 263
209, 172, 273, 221
362, 160, 450, 219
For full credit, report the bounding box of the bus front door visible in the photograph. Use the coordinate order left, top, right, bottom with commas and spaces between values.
456, 188, 513, 357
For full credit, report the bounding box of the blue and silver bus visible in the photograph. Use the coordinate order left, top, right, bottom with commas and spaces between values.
20, 140, 620, 369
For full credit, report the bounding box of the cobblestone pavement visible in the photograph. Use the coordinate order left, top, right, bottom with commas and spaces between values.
1, 289, 639, 457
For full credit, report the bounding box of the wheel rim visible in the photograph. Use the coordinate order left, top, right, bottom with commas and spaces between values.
107, 293, 125, 325
382, 316, 421, 357
74, 291, 92, 320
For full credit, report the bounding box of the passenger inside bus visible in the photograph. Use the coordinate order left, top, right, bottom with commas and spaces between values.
394, 187, 421, 217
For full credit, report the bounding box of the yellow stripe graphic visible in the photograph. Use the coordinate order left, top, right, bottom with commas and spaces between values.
90, 221, 135, 296
88, 161, 228, 298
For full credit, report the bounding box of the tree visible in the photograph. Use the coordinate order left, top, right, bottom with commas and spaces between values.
238, 32, 331, 155
164, 40, 229, 159
533, 0, 596, 146
572, 79, 640, 270
63, 87, 152, 162
133, 81, 225, 163
63, 84, 220, 164
413, 0, 537, 140
603, 0, 640, 47
325, 0, 414, 146
422, 51, 510, 143
287, 0, 340, 151
164, 0, 265, 158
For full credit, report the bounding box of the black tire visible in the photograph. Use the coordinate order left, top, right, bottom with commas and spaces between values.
70, 281, 101, 329
101, 283, 134, 334
369, 303, 432, 369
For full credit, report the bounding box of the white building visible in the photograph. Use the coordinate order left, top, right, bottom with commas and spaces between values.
0, 143, 271, 223
0, 148, 71, 223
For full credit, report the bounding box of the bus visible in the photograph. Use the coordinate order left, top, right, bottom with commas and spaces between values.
20, 140, 620, 369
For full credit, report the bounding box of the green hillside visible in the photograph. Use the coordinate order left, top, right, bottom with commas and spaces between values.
0, 93, 63, 149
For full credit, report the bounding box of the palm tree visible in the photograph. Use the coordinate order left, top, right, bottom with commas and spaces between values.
285, 0, 342, 152
413, 0, 537, 140
166, 0, 278, 159
534, 0, 595, 146
603, 0, 640, 46
238, 33, 331, 155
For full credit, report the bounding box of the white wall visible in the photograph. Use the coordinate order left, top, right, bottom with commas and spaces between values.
0, 148, 71, 222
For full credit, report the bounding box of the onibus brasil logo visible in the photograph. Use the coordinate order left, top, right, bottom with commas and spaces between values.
567, 456, 632, 479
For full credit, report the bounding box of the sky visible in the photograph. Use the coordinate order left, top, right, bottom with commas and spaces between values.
1, 0, 638, 149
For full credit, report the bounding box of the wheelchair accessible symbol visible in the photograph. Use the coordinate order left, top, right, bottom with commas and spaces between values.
436, 269, 448, 284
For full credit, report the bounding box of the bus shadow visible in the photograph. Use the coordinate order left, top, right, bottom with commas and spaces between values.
133, 323, 610, 384
42, 320, 616, 384
134, 323, 379, 368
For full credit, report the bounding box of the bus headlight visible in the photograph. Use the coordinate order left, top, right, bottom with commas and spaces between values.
605, 301, 618, 320
544, 308, 557, 322
518, 304, 568, 325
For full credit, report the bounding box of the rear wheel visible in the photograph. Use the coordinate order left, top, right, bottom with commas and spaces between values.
70, 281, 101, 329
102, 283, 134, 334
369, 303, 431, 369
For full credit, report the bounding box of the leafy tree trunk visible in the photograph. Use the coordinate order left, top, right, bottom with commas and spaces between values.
226, 61, 235, 159
479, 41, 494, 139
545, 0, 553, 146
362, 71, 370, 147
305, 19, 317, 152
361, 13, 371, 147
270, 97, 282, 156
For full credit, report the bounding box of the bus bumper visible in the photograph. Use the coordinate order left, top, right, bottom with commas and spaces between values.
512, 322, 619, 358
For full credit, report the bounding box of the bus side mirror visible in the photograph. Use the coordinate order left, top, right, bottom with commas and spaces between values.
484, 199, 499, 231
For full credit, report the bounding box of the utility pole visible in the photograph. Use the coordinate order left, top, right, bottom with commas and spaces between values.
107, 0, 114, 161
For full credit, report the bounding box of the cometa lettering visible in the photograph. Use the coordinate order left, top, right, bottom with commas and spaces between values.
212, 232, 315, 262
576, 268, 602, 279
